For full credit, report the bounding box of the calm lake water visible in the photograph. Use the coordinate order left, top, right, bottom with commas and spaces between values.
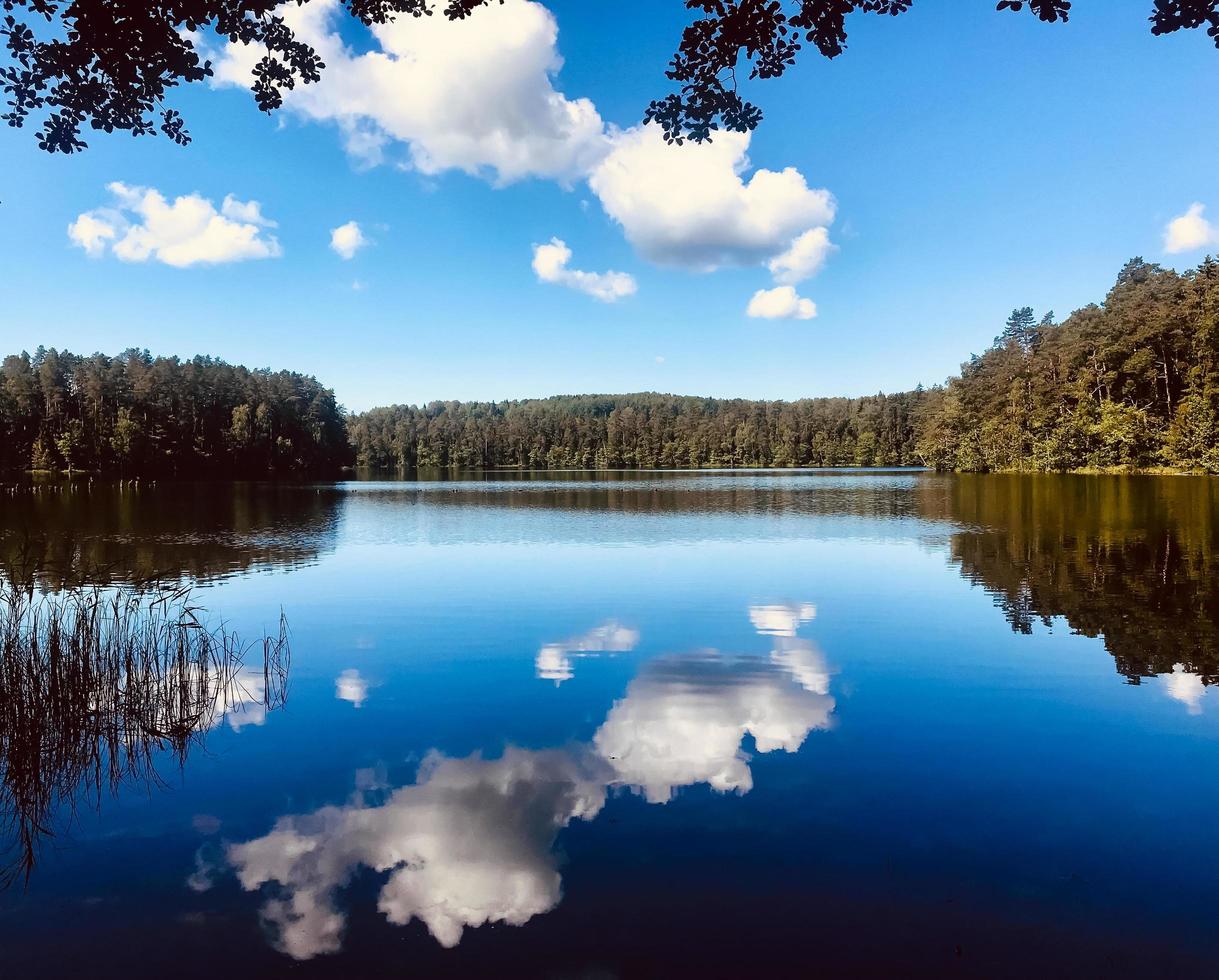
2, 470, 1219, 977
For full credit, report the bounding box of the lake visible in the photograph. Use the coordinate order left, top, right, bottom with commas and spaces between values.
2, 470, 1218, 977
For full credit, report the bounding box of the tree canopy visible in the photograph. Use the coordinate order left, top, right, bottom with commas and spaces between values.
0, 347, 351, 475
2, 0, 1217, 153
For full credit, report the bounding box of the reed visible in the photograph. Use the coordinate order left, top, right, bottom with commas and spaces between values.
0, 583, 289, 887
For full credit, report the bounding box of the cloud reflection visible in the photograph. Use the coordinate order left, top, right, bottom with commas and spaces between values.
203, 667, 271, 732
594, 654, 834, 802
225, 748, 610, 958
336, 669, 369, 708
1166, 664, 1206, 715
215, 609, 834, 960
749, 602, 816, 637
535, 621, 640, 685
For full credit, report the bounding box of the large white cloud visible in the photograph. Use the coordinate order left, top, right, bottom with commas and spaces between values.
532, 238, 637, 302
590, 124, 836, 272
213, 0, 608, 184
592, 654, 835, 803
1164, 203, 1218, 255
211, 2, 839, 298
69, 182, 281, 267
224, 748, 610, 959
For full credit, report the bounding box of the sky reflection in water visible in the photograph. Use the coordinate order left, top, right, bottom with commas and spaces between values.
2, 471, 1219, 976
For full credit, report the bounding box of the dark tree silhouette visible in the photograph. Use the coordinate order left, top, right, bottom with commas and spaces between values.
2, 0, 1217, 153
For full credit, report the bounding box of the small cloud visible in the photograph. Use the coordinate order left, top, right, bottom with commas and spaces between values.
654, 355, 665, 364
330, 221, 369, 260
336, 668, 369, 708
532, 238, 637, 303
749, 603, 817, 637
768, 228, 835, 285
746, 285, 817, 321
535, 621, 639, 685
1164, 203, 1218, 254
68, 182, 281, 267
351, 279, 368, 291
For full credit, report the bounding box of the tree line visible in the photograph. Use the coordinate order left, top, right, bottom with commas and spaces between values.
347, 391, 929, 470
915, 257, 1219, 472
348, 258, 1219, 473
0, 348, 350, 477
4, 257, 1218, 478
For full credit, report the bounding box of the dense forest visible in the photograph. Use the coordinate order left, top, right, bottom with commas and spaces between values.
915, 257, 1219, 473
347, 392, 928, 470
0, 348, 350, 477
3, 257, 1217, 477
348, 257, 1219, 473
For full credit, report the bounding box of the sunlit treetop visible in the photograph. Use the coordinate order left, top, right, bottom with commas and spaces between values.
2, 0, 1217, 153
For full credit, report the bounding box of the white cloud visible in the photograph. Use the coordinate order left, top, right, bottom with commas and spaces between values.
531, 238, 637, 302
592, 654, 835, 804
768, 228, 835, 285
1164, 203, 1218, 254
746, 286, 817, 321
66, 212, 116, 256
535, 620, 640, 685
210, 3, 843, 296
329, 220, 368, 259
213, 0, 608, 184
225, 747, 610, 959
589, 124, 835, 272
69, 182, 281, 268
335, 669, 369, 708
1165, 663, 1206, 715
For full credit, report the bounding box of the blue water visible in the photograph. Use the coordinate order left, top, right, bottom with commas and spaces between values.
2, 471, 1218, 976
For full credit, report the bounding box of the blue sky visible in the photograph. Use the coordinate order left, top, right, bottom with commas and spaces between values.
2, 0, 1217, 412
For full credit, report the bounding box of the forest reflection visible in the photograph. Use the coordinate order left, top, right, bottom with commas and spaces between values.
0, 482, 342, 588
929, 475, 1219, 685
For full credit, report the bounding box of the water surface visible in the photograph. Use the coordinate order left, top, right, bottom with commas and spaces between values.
1, 470, 1217, 976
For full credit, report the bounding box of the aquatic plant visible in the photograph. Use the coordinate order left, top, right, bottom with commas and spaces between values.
0, 584, 288, 887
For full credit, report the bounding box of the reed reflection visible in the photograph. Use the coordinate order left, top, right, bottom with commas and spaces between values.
213, 605, 834, 960
0, 584, 290, 886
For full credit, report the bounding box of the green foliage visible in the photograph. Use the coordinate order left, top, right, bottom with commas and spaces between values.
916, 258, 1219, 473
347, 391, 929, 471
0, 348, 350, 477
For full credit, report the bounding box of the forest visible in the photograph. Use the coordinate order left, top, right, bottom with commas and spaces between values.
347, 391, 928, 470
348, 258, 1219, 473
4, 257, 1217, 477
915, 257, 1219, 473
0, 348, 350, 477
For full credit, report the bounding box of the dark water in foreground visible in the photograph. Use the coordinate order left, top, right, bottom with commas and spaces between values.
2, 470, 1218, 977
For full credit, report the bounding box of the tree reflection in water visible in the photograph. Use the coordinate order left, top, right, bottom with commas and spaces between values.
0, 583, 289, 886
